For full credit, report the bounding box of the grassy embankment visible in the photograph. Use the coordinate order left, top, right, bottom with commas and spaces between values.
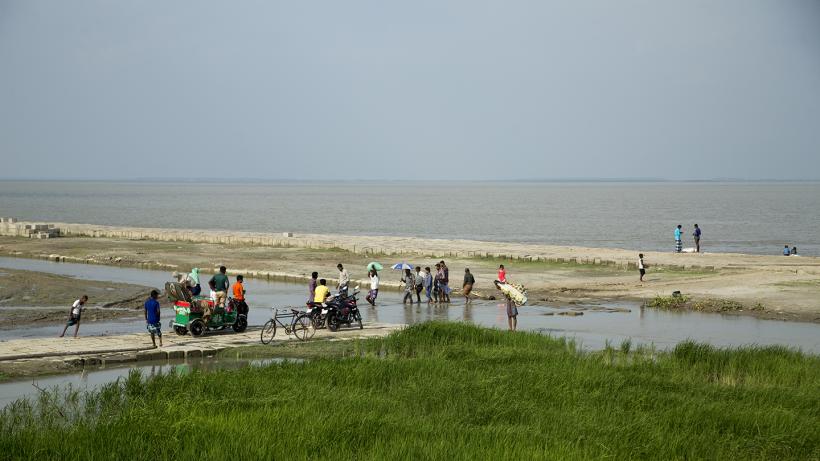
1, 322, 817, 460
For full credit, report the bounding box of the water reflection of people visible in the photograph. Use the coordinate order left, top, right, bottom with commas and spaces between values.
463, 303, 474, 324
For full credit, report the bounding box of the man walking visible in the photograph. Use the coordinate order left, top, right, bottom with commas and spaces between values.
439, 260, 450, 303
144, 290, 162, 348
422, 267, 433, 303
414, 266, 424, 303
693, 224, 702, 253
674, 225, 683, 253
366, 269, 379, 306
337, 264, 350, 296
463, 268, 475, 302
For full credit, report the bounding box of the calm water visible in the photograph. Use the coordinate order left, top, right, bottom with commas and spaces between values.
1, 180, 819, 254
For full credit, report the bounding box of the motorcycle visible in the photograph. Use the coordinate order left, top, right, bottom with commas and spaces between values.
324, 287, 363, 332
306, 302, 327, 329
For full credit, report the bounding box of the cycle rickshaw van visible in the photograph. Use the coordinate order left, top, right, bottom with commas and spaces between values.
165, 282, 248, 337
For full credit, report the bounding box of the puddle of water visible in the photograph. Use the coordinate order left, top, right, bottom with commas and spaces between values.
0, 356, 294, 409
0, 257, 818, 354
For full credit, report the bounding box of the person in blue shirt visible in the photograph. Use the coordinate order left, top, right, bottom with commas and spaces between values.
144, 289, 163, 347
674, 225, 683, 253
783, 245, 791, 256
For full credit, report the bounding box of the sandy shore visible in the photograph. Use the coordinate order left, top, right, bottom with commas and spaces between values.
0, 267, 150, 327
0, 223, 819, 323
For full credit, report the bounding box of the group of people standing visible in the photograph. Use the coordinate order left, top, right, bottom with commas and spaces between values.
399, 261, 463, 305
308, 260, 507, 308
674, 224, 702, 253
307, 264, 350, 305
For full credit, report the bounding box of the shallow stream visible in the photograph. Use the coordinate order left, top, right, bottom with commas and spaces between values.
1, 256, 817, 353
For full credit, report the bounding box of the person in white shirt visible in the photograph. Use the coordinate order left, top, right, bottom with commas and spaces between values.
60, 295, 88, 338
366, 269, 380, 306
638, 254, 646, 282
337, 264, 350, 296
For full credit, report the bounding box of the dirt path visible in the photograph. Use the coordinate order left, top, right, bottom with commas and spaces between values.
0, 323, 401, 380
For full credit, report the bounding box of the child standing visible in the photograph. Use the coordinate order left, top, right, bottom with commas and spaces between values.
675, 225, 683, 253
145, 290, 163, 347
638, 254, 646, 282
497, 264, 507, 284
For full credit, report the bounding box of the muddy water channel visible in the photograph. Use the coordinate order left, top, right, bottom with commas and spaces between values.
1, 256, 818, 354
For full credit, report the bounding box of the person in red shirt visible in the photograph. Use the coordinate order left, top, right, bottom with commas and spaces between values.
497, 264, 507, 284
232, 275, 248, 316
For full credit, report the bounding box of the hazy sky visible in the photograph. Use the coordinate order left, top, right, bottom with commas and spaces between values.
1, 1, 818, 180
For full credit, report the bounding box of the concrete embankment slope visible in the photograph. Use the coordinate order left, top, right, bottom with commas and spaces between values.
0, 323, 402, 378
2, 219, 817, 274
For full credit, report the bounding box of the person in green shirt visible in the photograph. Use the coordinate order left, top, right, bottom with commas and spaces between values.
208, 266, 229, 322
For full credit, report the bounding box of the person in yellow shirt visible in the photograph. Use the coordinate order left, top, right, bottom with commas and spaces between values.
313, 279, 330, 304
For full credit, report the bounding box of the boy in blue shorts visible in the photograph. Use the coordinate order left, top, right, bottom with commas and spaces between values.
144, 290, 163, 347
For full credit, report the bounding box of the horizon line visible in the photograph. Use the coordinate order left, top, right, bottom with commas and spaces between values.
1, 177, 819, 183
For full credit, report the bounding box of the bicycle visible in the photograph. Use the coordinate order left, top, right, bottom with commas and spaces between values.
260, 307, 315, 344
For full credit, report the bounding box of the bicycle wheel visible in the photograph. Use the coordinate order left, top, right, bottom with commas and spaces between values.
293, 314, 315, 341
260, 319, 277, 344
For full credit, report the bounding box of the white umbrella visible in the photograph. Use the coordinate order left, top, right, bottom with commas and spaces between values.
391, 262, 413, 270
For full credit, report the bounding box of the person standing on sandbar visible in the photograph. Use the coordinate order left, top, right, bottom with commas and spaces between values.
693, 224, 702, 253
674, 225, 683, 253
638, 253, 646, 282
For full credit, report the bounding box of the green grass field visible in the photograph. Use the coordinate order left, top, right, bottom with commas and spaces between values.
1, 322, 818, 460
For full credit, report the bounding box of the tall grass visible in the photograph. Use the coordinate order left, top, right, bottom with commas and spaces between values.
1, 322, 818, 460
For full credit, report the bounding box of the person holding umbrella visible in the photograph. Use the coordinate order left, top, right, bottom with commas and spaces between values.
366, 268, 380, 306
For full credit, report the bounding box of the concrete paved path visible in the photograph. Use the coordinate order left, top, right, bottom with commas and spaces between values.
0, 323, 403, 370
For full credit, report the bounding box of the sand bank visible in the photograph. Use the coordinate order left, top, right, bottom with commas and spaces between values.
0, 220, 818, 322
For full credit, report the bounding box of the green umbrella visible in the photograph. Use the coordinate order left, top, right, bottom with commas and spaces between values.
367, 261, 383, 271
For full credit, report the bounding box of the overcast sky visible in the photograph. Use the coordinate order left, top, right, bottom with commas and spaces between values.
1, 1, 818, 180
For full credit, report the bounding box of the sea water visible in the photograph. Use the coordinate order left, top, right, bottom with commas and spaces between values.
1, 180, 818, 255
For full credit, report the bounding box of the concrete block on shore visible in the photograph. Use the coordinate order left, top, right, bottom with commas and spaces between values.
186, 349, 203, 359
136, 350, 165, 361
102, 353, 137, 365
166, 350, 184, 360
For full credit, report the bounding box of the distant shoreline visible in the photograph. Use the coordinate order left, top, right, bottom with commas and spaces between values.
1, 178, 819, 183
